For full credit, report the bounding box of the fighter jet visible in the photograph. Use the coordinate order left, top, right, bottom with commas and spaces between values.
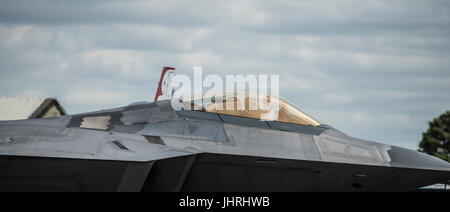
0, 67, 449, 192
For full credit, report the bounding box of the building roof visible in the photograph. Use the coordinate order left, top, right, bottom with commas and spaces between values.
0, 97, 66, 121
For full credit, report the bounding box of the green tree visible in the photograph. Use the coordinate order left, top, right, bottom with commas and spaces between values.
419, 111, 450, 162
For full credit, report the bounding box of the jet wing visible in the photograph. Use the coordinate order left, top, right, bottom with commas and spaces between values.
0, 116, 199, 162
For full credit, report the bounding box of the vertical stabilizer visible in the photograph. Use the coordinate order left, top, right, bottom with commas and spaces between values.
154, 66, 176, 102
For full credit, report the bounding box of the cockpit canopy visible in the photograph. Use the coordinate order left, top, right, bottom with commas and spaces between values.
179, 91, 320, 126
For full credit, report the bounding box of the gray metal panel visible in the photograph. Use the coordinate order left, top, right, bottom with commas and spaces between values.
219, 124, 322, 161
388, 146, 450, 171
128, 120, 228, 143
0, 116, 72, 128
120, 100, 178, 124
317, 124, 333, 129
267, 121, 326, 135
121, 107, 177, 124
116, 161, 155, 192
219, 114, 270, 129
298, 134, 323, 161
176, 110, 221, 122
314, 131, 392, 166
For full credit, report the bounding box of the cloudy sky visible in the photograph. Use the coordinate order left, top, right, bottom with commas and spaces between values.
1, 0, 449, 150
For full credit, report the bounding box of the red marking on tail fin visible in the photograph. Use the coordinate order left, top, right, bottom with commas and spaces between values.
154, 66, 175, 102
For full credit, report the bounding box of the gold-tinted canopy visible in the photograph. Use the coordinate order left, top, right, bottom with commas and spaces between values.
180, 91, 320, 126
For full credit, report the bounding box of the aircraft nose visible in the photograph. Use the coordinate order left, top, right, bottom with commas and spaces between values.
387, 146, 450, 171
387, 146, 450, 189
